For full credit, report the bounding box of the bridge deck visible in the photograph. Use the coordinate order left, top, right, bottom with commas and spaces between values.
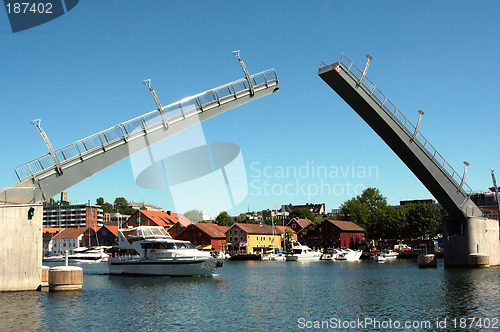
318, 54, 481, 221
2, 69, 278, 204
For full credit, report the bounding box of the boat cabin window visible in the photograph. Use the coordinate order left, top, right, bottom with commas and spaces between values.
141, 243, 164, 249
161, 242, 195, 249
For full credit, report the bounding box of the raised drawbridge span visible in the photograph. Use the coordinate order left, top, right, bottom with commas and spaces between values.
318, 54, 482, 222
2, 60, 278, 205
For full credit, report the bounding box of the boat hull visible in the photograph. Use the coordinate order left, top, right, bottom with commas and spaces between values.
285, 254, 322, 261
108, 257, 222, 276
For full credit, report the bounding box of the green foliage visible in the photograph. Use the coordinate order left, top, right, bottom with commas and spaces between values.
237, 213, 250, 223
287, 208, 316, 224
340, 187, 388, 230
101, 202, 115, 214
401, 203, 442, 238
215, 211, 233, 227
96, 197, 115, 213
184, 209, 204, 223
113, 197, 136, 215
339, 188, 442, 240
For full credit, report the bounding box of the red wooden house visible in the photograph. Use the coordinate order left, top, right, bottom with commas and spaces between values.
304, 220, 365, 249
174, 223, 228, 251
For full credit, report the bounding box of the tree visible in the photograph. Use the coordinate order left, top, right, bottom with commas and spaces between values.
184, 209, 204, 223
237, 213, 250, 223
400, 203, 441, 238
340, 187, 388, 230
215, 211, 233, 227
101, 202, 115, 214
287, 208, 317, 224
113, 197, 136, 215
96, 197, 105, 206
284, 228, 294, 250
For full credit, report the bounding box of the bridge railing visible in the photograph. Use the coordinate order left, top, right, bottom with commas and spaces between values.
320, 55, 472, 195
14, 69, 278, 182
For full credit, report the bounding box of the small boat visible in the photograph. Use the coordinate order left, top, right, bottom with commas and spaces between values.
42, 254, 65, 262
336, 249, 362, 261
285, 242, 322, 261
69, 247, 109, 262
373, 252, 386, 262
382, 249, 399, 259
108, 226, 223, 276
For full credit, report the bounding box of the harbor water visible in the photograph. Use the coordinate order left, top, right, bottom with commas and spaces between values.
1, 260, 499, 331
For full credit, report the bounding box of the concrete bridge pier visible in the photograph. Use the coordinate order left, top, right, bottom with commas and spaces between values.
0, 204, 42, 291
443, 217, 500, 267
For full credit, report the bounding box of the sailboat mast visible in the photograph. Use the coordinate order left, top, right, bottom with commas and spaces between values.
492, 169, 500, 222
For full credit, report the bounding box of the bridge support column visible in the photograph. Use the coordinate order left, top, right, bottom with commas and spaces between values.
0, 204, 42, 291
443, 217, 500, 267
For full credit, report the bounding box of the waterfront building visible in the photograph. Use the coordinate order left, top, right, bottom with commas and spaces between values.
304, 220, 365, 249
54, 226, 102, 253
168, 219, 193, 238
43, 201, 103, 228
123, 210, 191, 230
42, 227, 63, 254
96, 225, 119, 246
224, 223, 284, 254
286, 218, 315, 241
174, 223, 228, 251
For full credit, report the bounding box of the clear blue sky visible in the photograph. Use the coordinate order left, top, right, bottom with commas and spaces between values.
1, 1, 499, 216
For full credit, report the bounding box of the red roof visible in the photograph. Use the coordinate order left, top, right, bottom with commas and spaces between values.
286, 218, 313, 230
191, 223, 227, 239
100, 225, 119, 236
226, 223, 284, 235
139, 210, 173, 227
165, 213, 191, 227
326, 220, 365, 232
276, 225, 296, 234
43, 227, 64, 234
51, 227, 87, 240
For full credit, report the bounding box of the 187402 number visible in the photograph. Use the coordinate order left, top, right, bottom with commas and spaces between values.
6, 2, 53, 14
452, 317, 499, 329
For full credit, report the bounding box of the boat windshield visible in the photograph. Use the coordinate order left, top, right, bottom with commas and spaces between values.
162, 242, 195, 250
139, 227, 169, 238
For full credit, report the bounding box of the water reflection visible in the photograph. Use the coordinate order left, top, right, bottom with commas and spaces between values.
1, 261, 499, 331
0, 291, 43, 331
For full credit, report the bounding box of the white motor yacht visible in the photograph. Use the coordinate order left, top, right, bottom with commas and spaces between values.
285, 243, 322, 261
108, 226, 223, 276
335, 249, 362, 261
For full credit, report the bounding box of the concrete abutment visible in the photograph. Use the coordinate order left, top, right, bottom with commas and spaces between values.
0, 205, 42, 291
443, 217, 500, 267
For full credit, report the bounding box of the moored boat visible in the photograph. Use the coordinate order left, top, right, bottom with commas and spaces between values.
382, 249, 399, 259
69, 247, 109, 262
108, 226, 222, 276
285, 243, 322, 261
335, 249, 362, 261
372, 252, 387, 262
